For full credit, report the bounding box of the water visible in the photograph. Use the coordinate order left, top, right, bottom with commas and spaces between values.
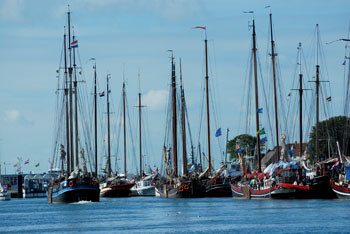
1, 197, 349, 233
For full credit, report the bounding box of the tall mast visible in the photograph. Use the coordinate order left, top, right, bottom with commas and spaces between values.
107, 74, 111, 177
72, 33, 79, 168
138, 72, 143, 177
204, 29, 212, 174
68, 10, 74, 170
315, 24, 320, 162
198, 143, 202, 172
170, 52, 178, 177
64, 28, 70, 177
225, 128, 229, 164
269, 13, 280, 162
93, 60, 98, 176
123, 81, 127, 177
180, 58, 188, 176
298, 43, 303, 156
252, 19, 262, 172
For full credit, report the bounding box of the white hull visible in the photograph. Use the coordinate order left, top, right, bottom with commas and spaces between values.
131, 185, 155, 196
131, 176, 156, 196
0, 193, 11, 201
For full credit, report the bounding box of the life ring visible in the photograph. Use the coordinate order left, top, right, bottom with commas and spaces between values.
212, 178, 216, 185
179, 186, 184, 192
69, 180, 74, 187
184, 184, 189, 190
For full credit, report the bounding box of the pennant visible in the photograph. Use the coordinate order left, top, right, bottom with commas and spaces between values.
343, 61, 346, 65
71, 40, 78, 48
256, 128, 265, 135
215, 128, 222, 137
35, 163, 40, 167
257, 108, 263, 114
99, 91, 105, 97
326, 96, 331, 102
24, 159, 29, 164
13, 163, 18, 168
193, 26, 206, 30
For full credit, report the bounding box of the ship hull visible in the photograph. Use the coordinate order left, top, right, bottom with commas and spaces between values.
330, 179, 350, 199
100, 183, 135, 197
155, 181, 205, 198
206, 183, 232, 197
48, 185, 100, 204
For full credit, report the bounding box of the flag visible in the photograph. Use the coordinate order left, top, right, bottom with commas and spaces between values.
193, 26, 206, 30
256, 128, 265, 135
260, 136, 267, 143
71, 40, 78, 48
13, 163, 18, 167
56, 69, 60, 73
331, 159, 339, 171
99, 91, 105, 97
288, 92, 291, 97
79, 71, 82, 75
215, 128, 222, 137
24, 159, 29, 164
35, 163, 40, 167
260, 142, 266, 146
257, 108, 263, 113
343, 61, 346, 65
326, 96, 331, 102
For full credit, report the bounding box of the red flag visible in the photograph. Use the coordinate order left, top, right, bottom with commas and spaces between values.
193, 26, 206, 30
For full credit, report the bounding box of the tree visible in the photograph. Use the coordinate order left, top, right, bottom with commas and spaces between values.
309, 115, 350, 160
228, 134, 256, 161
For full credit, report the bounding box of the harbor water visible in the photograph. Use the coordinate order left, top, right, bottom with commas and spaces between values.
1, 197, 350, 233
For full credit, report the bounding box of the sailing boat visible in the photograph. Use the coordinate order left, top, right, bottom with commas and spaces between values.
329, 35, 350, 199
230, 18, 279, 199
292, 34, 336, 199
0, 163, 10, 201
131, 73, 157, 196
100, 78, 135, 197
47, 9, 100, 203
155, 52, 205, 198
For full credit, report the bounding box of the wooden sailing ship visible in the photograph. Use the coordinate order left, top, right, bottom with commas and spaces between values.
47, 9, 99, 203
100, 78, 135, 197
131, 73, 157, 196
155, 52, 205, 198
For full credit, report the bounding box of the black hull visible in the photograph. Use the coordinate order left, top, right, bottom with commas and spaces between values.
292, 175, 336, 199
206, 183, 232, 197
100, 183, 134, 198
48, 185, 100, 204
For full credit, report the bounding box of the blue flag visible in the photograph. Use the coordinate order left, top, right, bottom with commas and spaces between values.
215, 128, 222, 137
257, 108, 263, 113
260, 136, 267, 142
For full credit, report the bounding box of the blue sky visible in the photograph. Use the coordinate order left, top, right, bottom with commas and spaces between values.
0, 0, 349, 174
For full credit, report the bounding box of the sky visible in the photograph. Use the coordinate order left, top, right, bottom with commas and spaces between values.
0, 0, 349, 175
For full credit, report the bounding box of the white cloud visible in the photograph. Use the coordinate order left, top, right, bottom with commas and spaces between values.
4, 109, 34, 126
5, 110, 20, 122
142, 90, 168, 110
0, 0, 24, 21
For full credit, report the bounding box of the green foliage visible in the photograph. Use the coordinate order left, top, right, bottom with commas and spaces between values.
309, 116, 350, 159
228, 134, 256, 161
